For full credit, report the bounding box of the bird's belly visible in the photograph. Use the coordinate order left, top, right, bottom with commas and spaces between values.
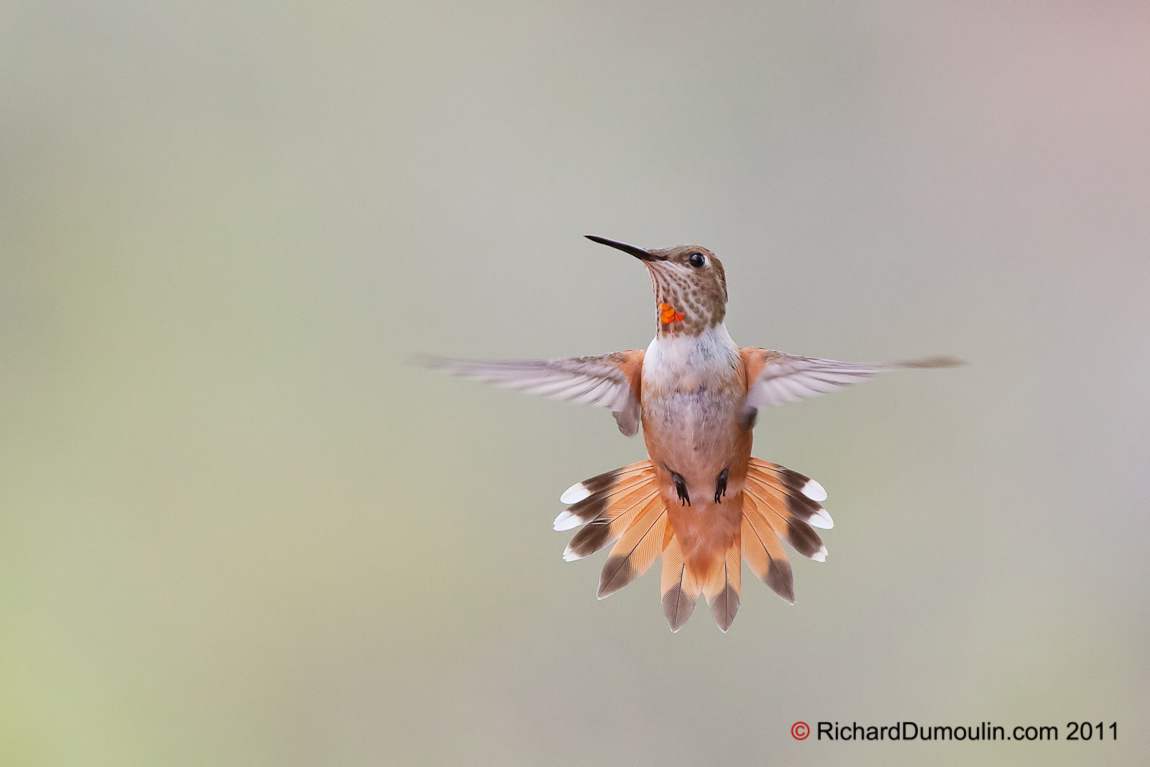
641, 323, 749, 504
641, 388, 747, 497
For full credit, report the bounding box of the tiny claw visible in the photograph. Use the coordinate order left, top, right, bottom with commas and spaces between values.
671, 472, 690, 506
714, 468, 728, 504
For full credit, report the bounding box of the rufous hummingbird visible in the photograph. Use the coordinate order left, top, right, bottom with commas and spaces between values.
426, 236, 960, 632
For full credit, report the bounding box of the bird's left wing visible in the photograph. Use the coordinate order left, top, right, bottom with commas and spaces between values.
422, 351, 645, 436
739, 349, 962, 427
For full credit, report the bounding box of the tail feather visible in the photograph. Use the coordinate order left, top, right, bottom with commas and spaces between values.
746, 458, 833, 528
560, 460, 661, 564
741, 510, 795, 603
703, 538, 742, 632
746, 494, 826, 562
597, 496, 667, 598
554, 473, 656, 531
660, 532, 698, 632
744, 460, 829, 562
563, 486, 659, 561
559, 461, 655, 505
740, 459, 831, 604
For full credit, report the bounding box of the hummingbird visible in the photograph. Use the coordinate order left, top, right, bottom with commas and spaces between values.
426, 236, 960, 632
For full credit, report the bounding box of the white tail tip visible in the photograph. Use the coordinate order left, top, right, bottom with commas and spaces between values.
809, 509, 834, 530
562, 544, 582, 562
553, 510, 581, 531
560, 482, 591, 505
802, 479, 828, 502
811, 546, 828, 563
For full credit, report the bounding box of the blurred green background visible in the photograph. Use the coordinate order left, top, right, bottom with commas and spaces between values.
2, 1, 1148, 765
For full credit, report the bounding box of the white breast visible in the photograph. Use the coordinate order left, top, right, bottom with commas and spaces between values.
643, 323, 740, 392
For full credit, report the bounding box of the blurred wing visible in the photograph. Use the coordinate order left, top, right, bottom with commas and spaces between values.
740, 348, 962, 426
422, 351, 645, 436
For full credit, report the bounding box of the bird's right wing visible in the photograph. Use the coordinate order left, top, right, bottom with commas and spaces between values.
739, 348, 962, 427
421, 351, 645, 436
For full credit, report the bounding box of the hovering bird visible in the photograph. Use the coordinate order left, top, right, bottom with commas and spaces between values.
426, 236, 959, 632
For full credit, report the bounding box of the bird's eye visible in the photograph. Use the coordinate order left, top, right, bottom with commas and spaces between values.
688, 252, 706, 268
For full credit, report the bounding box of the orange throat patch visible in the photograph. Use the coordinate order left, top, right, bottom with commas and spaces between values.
659, 302, 685, 325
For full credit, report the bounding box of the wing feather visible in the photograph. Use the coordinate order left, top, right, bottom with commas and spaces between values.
422, 351, 645, 436
740, 349, 962, 425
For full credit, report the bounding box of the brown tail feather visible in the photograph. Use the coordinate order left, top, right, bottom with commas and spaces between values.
560, 459, 668, 567
746, 497, 826, 562
740, 459, 831, 605
741, 509, 795, 603
564, 487, 658, 561
744, 460, 829, 562
558, 474, 656, 531
703, 538, 742, 632
560, 460, 660, 561
660, 532, 699, 632
597, 496, 667, 598
560, 461, 655, 505
746, 458, 833, 532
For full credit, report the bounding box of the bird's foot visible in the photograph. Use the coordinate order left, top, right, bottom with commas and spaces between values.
714, 468, 728, 504
671, 472, 690, 506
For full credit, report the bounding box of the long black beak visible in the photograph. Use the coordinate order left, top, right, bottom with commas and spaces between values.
585, 235, 665, 261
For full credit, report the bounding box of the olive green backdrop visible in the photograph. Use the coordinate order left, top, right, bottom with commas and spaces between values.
1, 2, 1147, 765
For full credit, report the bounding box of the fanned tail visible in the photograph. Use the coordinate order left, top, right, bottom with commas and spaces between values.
557, 458, 832, 632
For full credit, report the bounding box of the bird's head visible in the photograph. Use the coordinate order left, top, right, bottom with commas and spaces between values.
586, 235, 728, 336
